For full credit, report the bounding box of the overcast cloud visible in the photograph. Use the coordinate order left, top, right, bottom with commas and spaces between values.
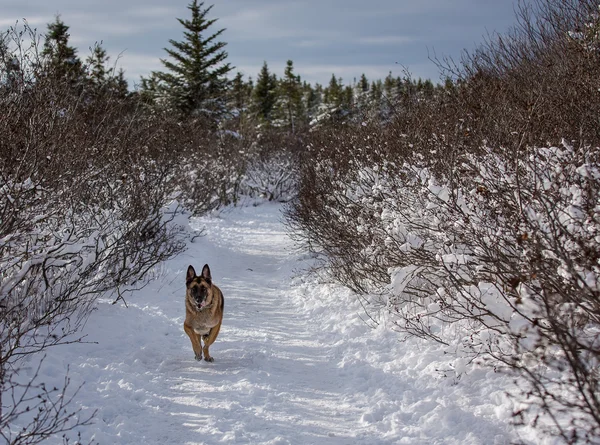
2, 0, 518, 87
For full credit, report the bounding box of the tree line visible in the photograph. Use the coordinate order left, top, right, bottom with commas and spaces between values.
137, 0, 440, 130
2, 0, 440, 134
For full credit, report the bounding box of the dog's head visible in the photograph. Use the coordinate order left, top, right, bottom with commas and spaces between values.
186, 264, 214, 311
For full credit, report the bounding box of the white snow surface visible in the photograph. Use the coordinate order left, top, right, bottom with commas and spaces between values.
26, 203, 550, 444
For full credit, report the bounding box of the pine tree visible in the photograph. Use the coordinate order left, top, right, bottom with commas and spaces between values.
251, 61, 278, 123
41, 16, 83, 81
354, 73, 371, 119
303, 81, 321, 123
370, 79, 383, 103
342, 85, 354, 114
228, 71, 252, 117
151, 0, 232, 117
369, 79, 384, 120
86, 43, 109, 89
382, 72, 396, 100
108, 68, 129, 98
273, 60, 304, 133
138, 75, 161, 105
323, 74, 343, 108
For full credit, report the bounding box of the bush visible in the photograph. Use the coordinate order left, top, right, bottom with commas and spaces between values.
239, 130, 301, 203
0, 24, 190, 443
286, 0, 600, 441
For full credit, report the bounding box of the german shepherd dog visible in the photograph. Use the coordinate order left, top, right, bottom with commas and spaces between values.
184, 264, 224, 362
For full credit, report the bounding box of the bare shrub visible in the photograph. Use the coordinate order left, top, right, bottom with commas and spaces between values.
174, 126, 248, 214
239, 131, 301, 202
0, 23, 188, 443
287, 0, 600, 442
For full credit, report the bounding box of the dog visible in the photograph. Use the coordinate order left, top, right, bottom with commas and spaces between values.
184, 264, 224, 362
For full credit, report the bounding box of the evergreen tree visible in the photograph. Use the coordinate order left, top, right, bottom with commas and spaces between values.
354, 73, 371, 118
41, 16, 83, 81
358, 74, 369, 93
138, 75, 161, 105
368, 79, 384, 120
315, 74, 353, 123
382, 72, 396, 100
273, 60, 304, 133
251, 61, 278, 123
378, 72, 402, 120
421, 79, 435, 97
151, 0, 233, 117
342, 85, 354, 114
303, 81, 321, 123
323, 74, 343, 108
0, 33, 7, 64
86, 42, 109, 89
228, 71, 253, 117
370, 79, 383, 103
108, 68, 129, 98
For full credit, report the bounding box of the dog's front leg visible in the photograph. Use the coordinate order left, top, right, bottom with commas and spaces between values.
183, 323, 202, 360
201, 323, 221, 362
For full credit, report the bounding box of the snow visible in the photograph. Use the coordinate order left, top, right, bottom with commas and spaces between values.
20, 203, 552, 444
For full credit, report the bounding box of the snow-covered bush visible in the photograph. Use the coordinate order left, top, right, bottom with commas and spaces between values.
238, 132, 300, 203
288, 0, 600, 442
176, 128, 300, 212
240, 149, 297, 202
0, 25, 189, 443
351, 143, 600, 441
289, 134, 600, 443
175, 130, 247, 215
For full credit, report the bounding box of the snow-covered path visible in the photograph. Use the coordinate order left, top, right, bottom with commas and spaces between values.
35, 204, 543, 444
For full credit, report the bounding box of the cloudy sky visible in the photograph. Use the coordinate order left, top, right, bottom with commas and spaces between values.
2, 0, 518, 88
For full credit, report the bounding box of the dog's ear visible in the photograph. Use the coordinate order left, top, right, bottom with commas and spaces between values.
186, 265, 196, 284
201, 264, 212, 283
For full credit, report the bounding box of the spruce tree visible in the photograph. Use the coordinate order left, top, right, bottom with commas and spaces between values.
273, 60, 304, 133
251, 61, 278, 123
152, 0, 232, 117
303, 81, 321, 122
227, 71, 253, 119
383, 72, 396, 100
86, 43, 109, 89
369, 79, 384, 120
109, 68, 129, 98
421, 79, 435, 97
380, 72, 400, 120
323, 74, 343, 108
370, 79, 383, 102
359, 74, 369, 92
229, 72, 247, 110
138, 75, 161, 105
354, 74, 371, 118
41, 16, 83, 81
342, 85, 354, 114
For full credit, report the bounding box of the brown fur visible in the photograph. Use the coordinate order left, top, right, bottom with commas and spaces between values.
183, 264, 224, 362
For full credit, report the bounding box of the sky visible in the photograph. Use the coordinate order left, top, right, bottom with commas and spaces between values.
2, 0, 518, 88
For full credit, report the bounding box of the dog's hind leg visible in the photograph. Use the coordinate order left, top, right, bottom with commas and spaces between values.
202, 323, 221, 362
184, 323, 203, 361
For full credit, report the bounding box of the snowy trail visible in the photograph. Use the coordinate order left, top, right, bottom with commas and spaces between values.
162, 205, 379, 444
35, 203, 542, 444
